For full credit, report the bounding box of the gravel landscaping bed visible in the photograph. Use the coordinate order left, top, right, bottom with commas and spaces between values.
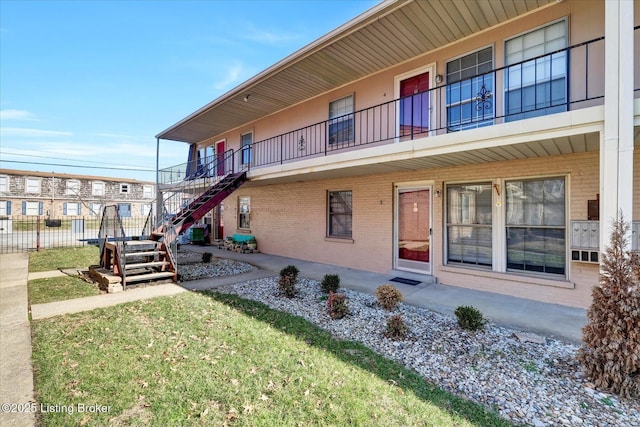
177, 250, 256, 281
214, 276, 640, 427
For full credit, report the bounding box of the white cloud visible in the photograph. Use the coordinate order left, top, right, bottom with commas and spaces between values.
213, 62, 245, 91
241, 24, 299, 45
0, 109, 37, 121
0, 127, 72, 137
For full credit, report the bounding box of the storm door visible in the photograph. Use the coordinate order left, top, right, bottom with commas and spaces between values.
395, 186, 431, 273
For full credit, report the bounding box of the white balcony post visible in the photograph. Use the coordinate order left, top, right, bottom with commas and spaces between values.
601, 0, 634, 250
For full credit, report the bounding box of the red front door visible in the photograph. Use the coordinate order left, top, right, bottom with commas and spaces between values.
216, 141, 226, 176
400, 72, 430, 138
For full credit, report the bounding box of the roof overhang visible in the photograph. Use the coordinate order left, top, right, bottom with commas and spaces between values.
156, 0, 557, 144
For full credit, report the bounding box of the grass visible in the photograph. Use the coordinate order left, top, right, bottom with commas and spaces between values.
31, 291, 516, 427
28, 276, 100, 305
29, 246, 99, 273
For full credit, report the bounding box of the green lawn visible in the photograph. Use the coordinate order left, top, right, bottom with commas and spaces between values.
31, 291, 515, 427
29, 246, 100, 273
28, 276, 101, 305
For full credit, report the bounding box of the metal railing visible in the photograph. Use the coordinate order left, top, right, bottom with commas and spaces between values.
0, 214, 153, 254
159, 29, 639, 176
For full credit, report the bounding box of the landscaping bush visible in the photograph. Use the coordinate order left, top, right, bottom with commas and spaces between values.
280, 265, 299, 279
375, 284, 403, 310
326, 291, 349, 319
321, 274, 341, 293
201, 252, 213, 263
384, 314, 409, 339
278, 265, 299, 298
454, 306, 487, 332
578, 214, 640, 399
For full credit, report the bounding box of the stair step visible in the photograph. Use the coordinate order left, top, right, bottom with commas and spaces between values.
126, 239, 157, 246
125, 261, 170, 270
124, 271, 175, 283
124, 250, 166, 257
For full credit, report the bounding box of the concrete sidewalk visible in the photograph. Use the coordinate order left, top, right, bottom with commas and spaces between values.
0, 253, 35, 427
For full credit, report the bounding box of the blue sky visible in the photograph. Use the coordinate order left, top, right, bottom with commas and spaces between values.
0, 0, 378, 181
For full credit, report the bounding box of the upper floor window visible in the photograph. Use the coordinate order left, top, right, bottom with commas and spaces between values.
92, 181, 104, 196
328, 95, 354, 146
25, 177, 40, 194
143, 185, 154, 199
66, 180, 81, 196
120, 183, 130, 194
0, 176, 8, 193
505, 20, 567, 121
241, 133, 252, 165
446, 47, 494, 131
327, 190, 352, 238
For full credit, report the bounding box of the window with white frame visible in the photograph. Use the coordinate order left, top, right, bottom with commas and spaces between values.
66, 180, 81, 196
328, 95, 354, 146
25, 177, 40, 194
506, 177, 566, 276
238, 197, 250, 229
446, 47, 494, 131
0, 176, 8, 193
89, 203, 102, 216
0, 201, 11, 216
241, 133, 252, 165
141, 203, 152, 218
120, 183, 130, 194
64, 202, 81, 216
327, 190, 352, 238
446, 183, 492, 267
92, 181, 104, 196
143, 185, 154, 199
505, 20, 567, 121
22, 201, 42, 215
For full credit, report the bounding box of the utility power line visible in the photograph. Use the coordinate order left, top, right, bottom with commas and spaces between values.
0, 159, 155, 172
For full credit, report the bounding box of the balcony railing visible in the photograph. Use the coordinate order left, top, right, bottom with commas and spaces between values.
160, 28, 639, 181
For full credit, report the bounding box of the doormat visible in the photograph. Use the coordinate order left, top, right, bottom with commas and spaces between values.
389, 277, 421, 286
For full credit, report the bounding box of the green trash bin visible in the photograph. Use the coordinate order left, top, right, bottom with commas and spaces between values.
190, 227, 205, 244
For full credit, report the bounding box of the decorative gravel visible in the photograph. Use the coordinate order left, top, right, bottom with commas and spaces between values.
215, 277, 640, 427
177, 252, 256, 281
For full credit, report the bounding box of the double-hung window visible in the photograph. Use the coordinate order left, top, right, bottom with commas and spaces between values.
446, 47, 494, 131
328, 95, 354, 146
327, 190, 352, 238
506, 177, 566, 275
505, 20, 567, 121
26, 177, 40, 194
446, 183, 493, 267
92, 182, 104, 196
66, 180, 80, 196
0, 176, 8, 193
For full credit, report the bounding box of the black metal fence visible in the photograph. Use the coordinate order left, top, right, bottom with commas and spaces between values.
0, 215, 151, 253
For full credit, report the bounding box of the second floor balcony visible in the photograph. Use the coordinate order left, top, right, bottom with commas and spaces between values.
159, 28, 640, 186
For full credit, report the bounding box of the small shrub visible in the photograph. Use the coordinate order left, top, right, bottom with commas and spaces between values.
375, 284, 403, 310
326, 291, 349, 319
278, 274, 297, 298
454, 305, 487, 331
321, 274, 340, 293
280, 265, 299, 280
201, 252, 213, 263
384, 314, 409, 339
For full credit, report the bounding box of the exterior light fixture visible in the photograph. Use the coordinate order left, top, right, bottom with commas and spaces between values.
243, 94, 250, 102
435, 74, 443, 84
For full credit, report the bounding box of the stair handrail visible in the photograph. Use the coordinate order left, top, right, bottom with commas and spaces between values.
98, 205, 128, 284
160, 219, 179, 281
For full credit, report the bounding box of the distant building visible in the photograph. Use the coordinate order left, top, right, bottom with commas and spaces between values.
0, 169, 156, 218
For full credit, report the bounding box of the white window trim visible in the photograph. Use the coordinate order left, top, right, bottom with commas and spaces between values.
119, 183, 130, 194
143, 185, 154, 199
92, 181, 105, 196
25, 177, 41, 194
66, 180, 81, 196
393, 63, 437, 140
0, 175, 8, 193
